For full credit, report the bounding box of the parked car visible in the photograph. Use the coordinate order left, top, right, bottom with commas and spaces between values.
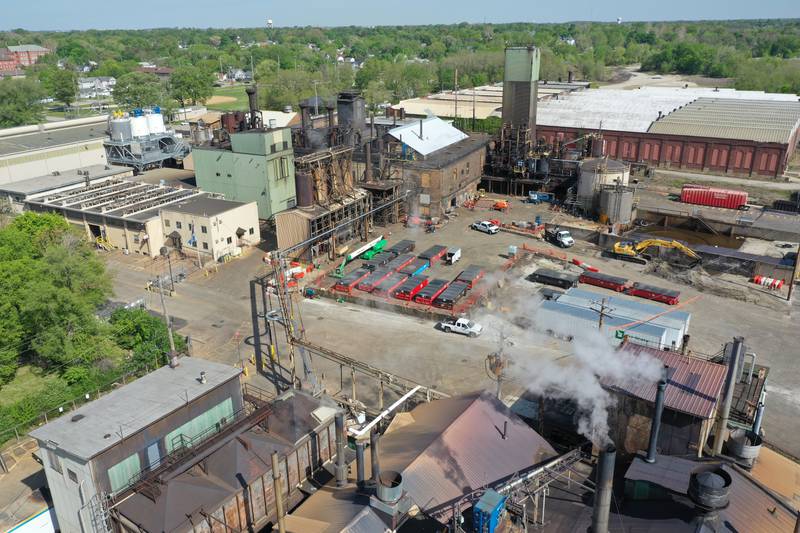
471, 221, 499, 234
437, 317, 483, 337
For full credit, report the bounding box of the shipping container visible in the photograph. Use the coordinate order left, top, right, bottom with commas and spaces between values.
680, 185, 748, 210
626, 282, 680, 305
333, 269, 370, 293
399, 258, 430, 277
356, 269, 392, 293
361, 252, 395, 271
385, 253, 415, 272
579, 271, 630, 292
372, 273, 408, 298
433, 281, 470, 309
528, 268, 580, 290
455, 265, 486, 289
384, 239, 416, 256
418, 245, 449, 265
414, 279, 450, 305
394, 275, 430, 301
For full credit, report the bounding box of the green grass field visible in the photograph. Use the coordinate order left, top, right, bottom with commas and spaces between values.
0, 366, 63, 408
207, 85, 249, 111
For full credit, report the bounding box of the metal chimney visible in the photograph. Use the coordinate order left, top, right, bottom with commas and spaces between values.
370, 428, 381, 485
245, 85, 260, 129
335, 412, 347, 487
592, 444, 616, 533
355, 441, 366, 488
752, 402, 765, 436
713, 337, 745, 455
646, 370, 668, 463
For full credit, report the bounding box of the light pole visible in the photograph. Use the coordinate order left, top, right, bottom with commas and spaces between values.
160, 246, 175, 293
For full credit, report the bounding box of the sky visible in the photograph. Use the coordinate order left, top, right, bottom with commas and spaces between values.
1, 0, 798, 31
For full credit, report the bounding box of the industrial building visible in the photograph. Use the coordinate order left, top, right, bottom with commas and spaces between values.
0, 116, 111, 183
535, 87, 800, 178
0, 44, 50, 69
104, 109, 190, 172
385, 116, 490, 218
24, 175, 259, 258
393, 80, 589, 120
193, 123, 297, 220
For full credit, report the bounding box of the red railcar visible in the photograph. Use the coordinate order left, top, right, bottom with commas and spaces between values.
626, 282, 680, 305
578, 271, 630, 292
680, 185, 748, 210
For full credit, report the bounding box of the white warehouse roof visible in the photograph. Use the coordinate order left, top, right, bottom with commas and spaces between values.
536, 86, 800, 134
388, 116, 467, 156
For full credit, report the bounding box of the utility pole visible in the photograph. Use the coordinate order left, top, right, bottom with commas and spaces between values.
788, 242, 800, 302
453, 68, 458, 121
597, 298, 609, 329
156, 275, 176, 357
472, 85, 476, 131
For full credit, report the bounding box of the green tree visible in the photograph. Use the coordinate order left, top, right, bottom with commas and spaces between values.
110, 308, 185, 369
0, 78, 44, 127
41, 68, 78, 107
168, 65, 214, 110
113, 71, 163, 109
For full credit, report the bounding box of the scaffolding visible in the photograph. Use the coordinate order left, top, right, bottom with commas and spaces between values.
104, 133, 190, 173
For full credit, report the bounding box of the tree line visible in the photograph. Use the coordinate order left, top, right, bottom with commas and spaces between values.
0, 19, 798, 127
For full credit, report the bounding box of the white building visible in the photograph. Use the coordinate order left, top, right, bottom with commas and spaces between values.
78, 76, 116, 99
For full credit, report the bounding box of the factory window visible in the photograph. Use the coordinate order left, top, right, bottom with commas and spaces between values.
46, 449, 62, 474
188, 223, 193, 232
133, 235, 140, 244
165, 398, 234, 453
249, 227, 254, 235
68, 469, 78, 483
466, 162, 470, 173
164, 220, 170, 227
203, 242, 208, 250
227, 237, 233, 244
201, 225, 207, 234
271, 143, 277, 153
279, 157, 289, 179
176, 221, 182, 229
282, 141, 288, 150
108, 453, 141, 493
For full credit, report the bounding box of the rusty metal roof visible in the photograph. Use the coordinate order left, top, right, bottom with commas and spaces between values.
380, 392, 557, 523
608, 345, 727, 419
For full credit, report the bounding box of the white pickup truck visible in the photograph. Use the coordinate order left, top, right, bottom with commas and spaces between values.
437, 317, 484, 337
471, 220, 499, 234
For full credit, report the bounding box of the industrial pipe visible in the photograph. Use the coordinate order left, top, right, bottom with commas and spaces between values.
713, 337, 745, 456
370, 428, 381, 484
335, 412, 348, 487
646, 377, 668, 463
752, 402, 765, 436
271, 452, 286, 533
356, 441, 366, 488
592, 445, 616, 533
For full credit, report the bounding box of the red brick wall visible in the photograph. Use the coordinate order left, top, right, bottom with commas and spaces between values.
537, 126, 792, 177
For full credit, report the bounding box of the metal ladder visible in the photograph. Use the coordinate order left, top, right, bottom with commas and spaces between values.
85, 492, 112, 533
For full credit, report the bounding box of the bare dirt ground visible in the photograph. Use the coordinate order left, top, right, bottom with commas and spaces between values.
205, 95, 237, 105
600, 64, 732, 90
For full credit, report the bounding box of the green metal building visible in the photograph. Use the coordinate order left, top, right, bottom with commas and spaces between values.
193, 128, 297, 220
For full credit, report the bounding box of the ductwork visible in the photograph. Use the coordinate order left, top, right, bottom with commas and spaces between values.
713, 337, 745, 455
335, 412, 347, 487
370, 428, 381, 485
592, 445, 616, 533
355, 441, 366, 488
646, 371, 668, 463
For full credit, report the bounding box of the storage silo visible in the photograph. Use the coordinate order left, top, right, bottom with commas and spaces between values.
110, 118, 132, 142
577, 158, 629, 212
294, 169, 315, 208
146, 111, 166, 134
130, 115, 149, 138
599, 185, 635, 225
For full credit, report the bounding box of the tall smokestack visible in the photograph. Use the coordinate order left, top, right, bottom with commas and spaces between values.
245, 85, 260, 129
355, 441, 366, 488
646, 371, 668, 463
592, 444, 616, 533
335, 412, 347, 487
713, 337, 745, 455
370, 428, 381, 485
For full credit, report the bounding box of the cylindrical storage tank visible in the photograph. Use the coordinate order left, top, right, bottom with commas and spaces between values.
110, 118, 132, 141
599, 186, 635, 225
130, 115, 149, 138
727, 428, 762, 468
146, 112, 166, 134
295, 169, 314, 208
578, 158, 629, 212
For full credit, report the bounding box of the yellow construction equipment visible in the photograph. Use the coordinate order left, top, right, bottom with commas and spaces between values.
607, 239, 701, 265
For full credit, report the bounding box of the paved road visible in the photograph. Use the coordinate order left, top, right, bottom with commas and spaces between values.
653, 169, 800, 190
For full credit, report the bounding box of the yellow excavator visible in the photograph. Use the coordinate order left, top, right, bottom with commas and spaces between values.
605, 239, 701, 266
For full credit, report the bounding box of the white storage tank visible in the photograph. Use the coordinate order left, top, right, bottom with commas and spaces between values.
577, 158, 629, 211
130, 115, 149, 138
110, 118, 132, 141
599, 185, 636, 225
146, 112, 166, 134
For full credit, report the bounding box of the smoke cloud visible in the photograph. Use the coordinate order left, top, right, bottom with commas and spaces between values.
473, 261, 664, 446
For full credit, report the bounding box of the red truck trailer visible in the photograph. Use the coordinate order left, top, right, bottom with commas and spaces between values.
680, 185, 748, 210
413, 279, 449, 305
626, 282, 680, 305
394, 275, 430, 301
578, 271, 630, 292
372, 273, 408, 298
333, 269, 371, 293
356, 269, 392, 293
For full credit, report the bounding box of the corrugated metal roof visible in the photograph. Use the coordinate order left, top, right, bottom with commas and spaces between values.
648, 98, 800, 144
609, 344, 727, 419
625, 455, 798, 533
7, 44, 49, 53
536, 86, 799, 134
380, 392, 557, 523
388, 116, 467, 156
